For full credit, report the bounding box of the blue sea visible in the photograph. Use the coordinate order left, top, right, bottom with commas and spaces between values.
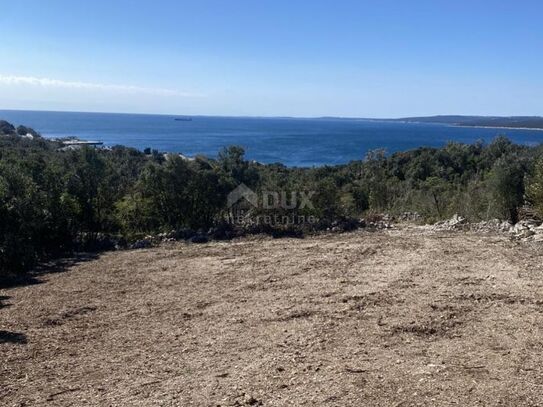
1, 110, 542, 167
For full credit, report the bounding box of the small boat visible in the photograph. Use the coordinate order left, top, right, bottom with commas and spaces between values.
174, 117, 192, 121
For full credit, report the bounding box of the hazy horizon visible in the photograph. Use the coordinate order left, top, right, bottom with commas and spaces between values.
2, 108, 542, 122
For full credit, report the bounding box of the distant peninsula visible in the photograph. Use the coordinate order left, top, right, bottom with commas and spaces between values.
391, 115, 543, 130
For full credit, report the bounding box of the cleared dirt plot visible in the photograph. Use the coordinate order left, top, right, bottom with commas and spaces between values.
2, 227, 543, 406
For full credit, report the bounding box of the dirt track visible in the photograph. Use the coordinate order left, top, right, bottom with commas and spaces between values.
2, 227, 543, 406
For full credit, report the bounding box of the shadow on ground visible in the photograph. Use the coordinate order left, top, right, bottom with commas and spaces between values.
0, 253, 99, 289
0, 330, 27, 344
0, 295, 11, 309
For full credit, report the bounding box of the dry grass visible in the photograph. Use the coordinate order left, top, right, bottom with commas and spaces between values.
2, 227, 543, 406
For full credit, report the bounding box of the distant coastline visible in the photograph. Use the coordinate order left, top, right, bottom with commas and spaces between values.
1, 110, 543, 167
392, 115, 543, 131
455, 124, 543, 131
393, 120, 543, 131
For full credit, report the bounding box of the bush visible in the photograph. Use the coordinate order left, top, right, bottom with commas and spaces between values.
0, 120, 16, 135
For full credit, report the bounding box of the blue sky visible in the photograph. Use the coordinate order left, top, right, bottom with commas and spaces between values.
1, 0, 542, 117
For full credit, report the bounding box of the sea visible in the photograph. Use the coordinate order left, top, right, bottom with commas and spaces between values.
1, 110, 542, 167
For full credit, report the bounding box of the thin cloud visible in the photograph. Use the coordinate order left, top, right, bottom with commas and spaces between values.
0, 74, 203, 97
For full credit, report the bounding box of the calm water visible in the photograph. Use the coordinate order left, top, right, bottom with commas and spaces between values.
1, 110, 542, 167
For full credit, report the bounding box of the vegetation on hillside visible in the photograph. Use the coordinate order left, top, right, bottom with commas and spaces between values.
396, 115, 543, 129
1, 119, 543, 277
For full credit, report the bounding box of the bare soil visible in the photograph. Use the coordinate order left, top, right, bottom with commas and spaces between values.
2, 227, 543, 406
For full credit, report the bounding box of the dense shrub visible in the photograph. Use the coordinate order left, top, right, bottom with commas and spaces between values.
527, 158, 543, 218
1, 119, 542, 277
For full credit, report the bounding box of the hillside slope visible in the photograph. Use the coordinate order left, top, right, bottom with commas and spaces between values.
2, 228, 543, 406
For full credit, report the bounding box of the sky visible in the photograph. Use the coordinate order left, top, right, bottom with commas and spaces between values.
0, 0, 542, 117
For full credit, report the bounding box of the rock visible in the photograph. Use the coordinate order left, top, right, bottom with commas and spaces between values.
510, 220, 542, 237
398, 211, 422, 222
517, 229, 536, 238
449, 214, 466, 226
382, 214, 395, 222
504, 219, 543, 241
115, 237, 128, 250
499, 221, 513, 232
361, 218, 393, 230
432, 214, 467, 231
330, 218, 356, 231
427, 215, 543, 243
129, 239, 152, 249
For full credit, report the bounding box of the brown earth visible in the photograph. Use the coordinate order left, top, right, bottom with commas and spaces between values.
2, 227, 543, 406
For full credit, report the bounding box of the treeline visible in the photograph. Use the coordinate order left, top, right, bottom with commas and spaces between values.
396, 115, 543, 130
1, 119, 543, 277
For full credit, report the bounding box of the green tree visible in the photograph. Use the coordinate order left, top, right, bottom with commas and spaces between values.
363, 149, 389, 210
0, 165, 43, 274
487, 156, 525, 222
526, 157, 543, 217
422, 176, 449, 218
